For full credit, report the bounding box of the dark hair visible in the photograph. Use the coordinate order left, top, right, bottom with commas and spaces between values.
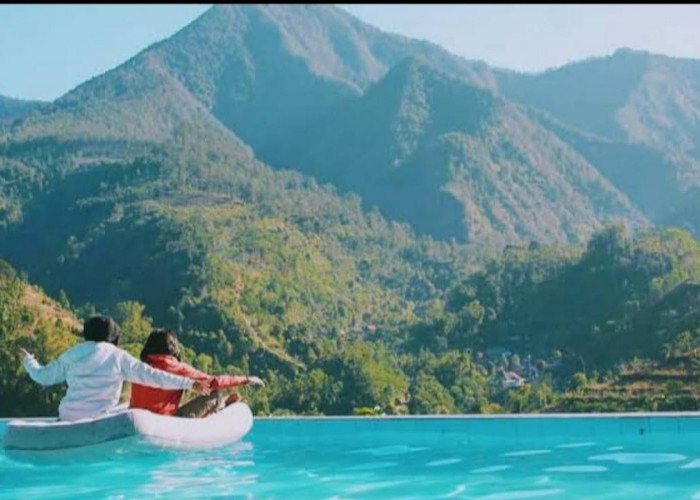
83, 315, 121, 345
140, 328, 181, 362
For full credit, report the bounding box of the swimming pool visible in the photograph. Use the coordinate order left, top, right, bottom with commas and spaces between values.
2, 413, 700, 499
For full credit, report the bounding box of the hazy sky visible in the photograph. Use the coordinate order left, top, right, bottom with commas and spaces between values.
3, 4, 700, 101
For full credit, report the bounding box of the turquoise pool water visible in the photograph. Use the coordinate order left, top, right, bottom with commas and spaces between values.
2, 414, 700, 499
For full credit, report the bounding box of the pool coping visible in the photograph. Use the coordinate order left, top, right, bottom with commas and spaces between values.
3, 411, 700, 422
254, 411, 700, 420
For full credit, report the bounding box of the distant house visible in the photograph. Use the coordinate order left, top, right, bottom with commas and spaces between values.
500, 367, 526, 389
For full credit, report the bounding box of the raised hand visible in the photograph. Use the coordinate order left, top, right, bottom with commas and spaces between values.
246, 376, 265, 387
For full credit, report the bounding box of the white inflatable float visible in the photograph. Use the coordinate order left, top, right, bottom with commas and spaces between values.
2, 402, 253, 464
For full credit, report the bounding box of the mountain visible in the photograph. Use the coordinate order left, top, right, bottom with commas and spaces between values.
1, 5, 503, 402
0, 95, 47, 122
522, 107, 686, 222
495, 48, 700, 227
9, 4, 493, 145
7, 7, 680, 248
274, 57, 644, 245
495, 49, 700, 156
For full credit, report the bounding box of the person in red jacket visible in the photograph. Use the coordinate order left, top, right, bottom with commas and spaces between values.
130, 328, 264, 418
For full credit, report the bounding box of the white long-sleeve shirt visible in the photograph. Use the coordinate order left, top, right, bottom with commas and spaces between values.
24, 341, 194, 421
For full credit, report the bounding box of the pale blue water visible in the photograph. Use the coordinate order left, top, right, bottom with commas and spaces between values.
2, 415, 700, 499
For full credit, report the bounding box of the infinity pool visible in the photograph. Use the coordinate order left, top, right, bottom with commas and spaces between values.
2, 414, 700, 499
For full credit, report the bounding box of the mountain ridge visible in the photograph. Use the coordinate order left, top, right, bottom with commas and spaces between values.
0, 95, 48, 123
7, 4, 700, 246
268, 56, 646, 244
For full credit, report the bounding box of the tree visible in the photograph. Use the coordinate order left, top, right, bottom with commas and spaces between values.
410, 372, 456, 414
111, 301, 152, 345
333, 340, 409, 414
570, 372, 588, 394
58, 289, 71, 310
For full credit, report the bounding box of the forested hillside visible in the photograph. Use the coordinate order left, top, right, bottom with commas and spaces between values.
3, 5, 700, 416
496, 48, 700, 232
0, 125, 474, 416
280, 57, 643, 244
7, 224, 700, 416
0, 261, 80, 416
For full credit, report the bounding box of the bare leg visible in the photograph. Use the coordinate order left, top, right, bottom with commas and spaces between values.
224, 391, 241, 406
176, 388, 236, 418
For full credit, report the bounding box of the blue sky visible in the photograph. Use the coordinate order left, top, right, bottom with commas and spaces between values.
0, 4, 211, 101
3, 4, 700, 101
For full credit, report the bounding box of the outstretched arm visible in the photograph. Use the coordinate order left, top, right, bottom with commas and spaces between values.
158, 358, 265, 390
118, 350, 198, 390
21, 349, 67, 386
207, 374, 265, 390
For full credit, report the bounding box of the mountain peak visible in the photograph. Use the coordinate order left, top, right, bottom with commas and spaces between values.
613, 47, 648, 55
611, 47, 652, 59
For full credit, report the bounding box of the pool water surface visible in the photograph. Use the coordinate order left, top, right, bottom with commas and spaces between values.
2, 414, 700, 499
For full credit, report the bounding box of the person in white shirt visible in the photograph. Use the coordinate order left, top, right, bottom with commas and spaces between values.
20, 315, 211, 421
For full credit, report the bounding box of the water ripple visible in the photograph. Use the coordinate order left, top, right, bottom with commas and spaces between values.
503, 450, 552, 457
344, 479, 412, 494
470, 465, 512, 474
544, 465, 608, 473
426, 458, 462, 467
444, 484, 466, 498
344, 461, 397, 471
476, 488, 565, 499
348, 445, 429, 456
589, 453, 686, 464
555, 442, 596, 449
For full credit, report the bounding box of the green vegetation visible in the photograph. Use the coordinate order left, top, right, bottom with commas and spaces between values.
0, 261, 80, 416
4, 5, 700, 417
6, 223, 700, 417
0, 128, 475, 417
